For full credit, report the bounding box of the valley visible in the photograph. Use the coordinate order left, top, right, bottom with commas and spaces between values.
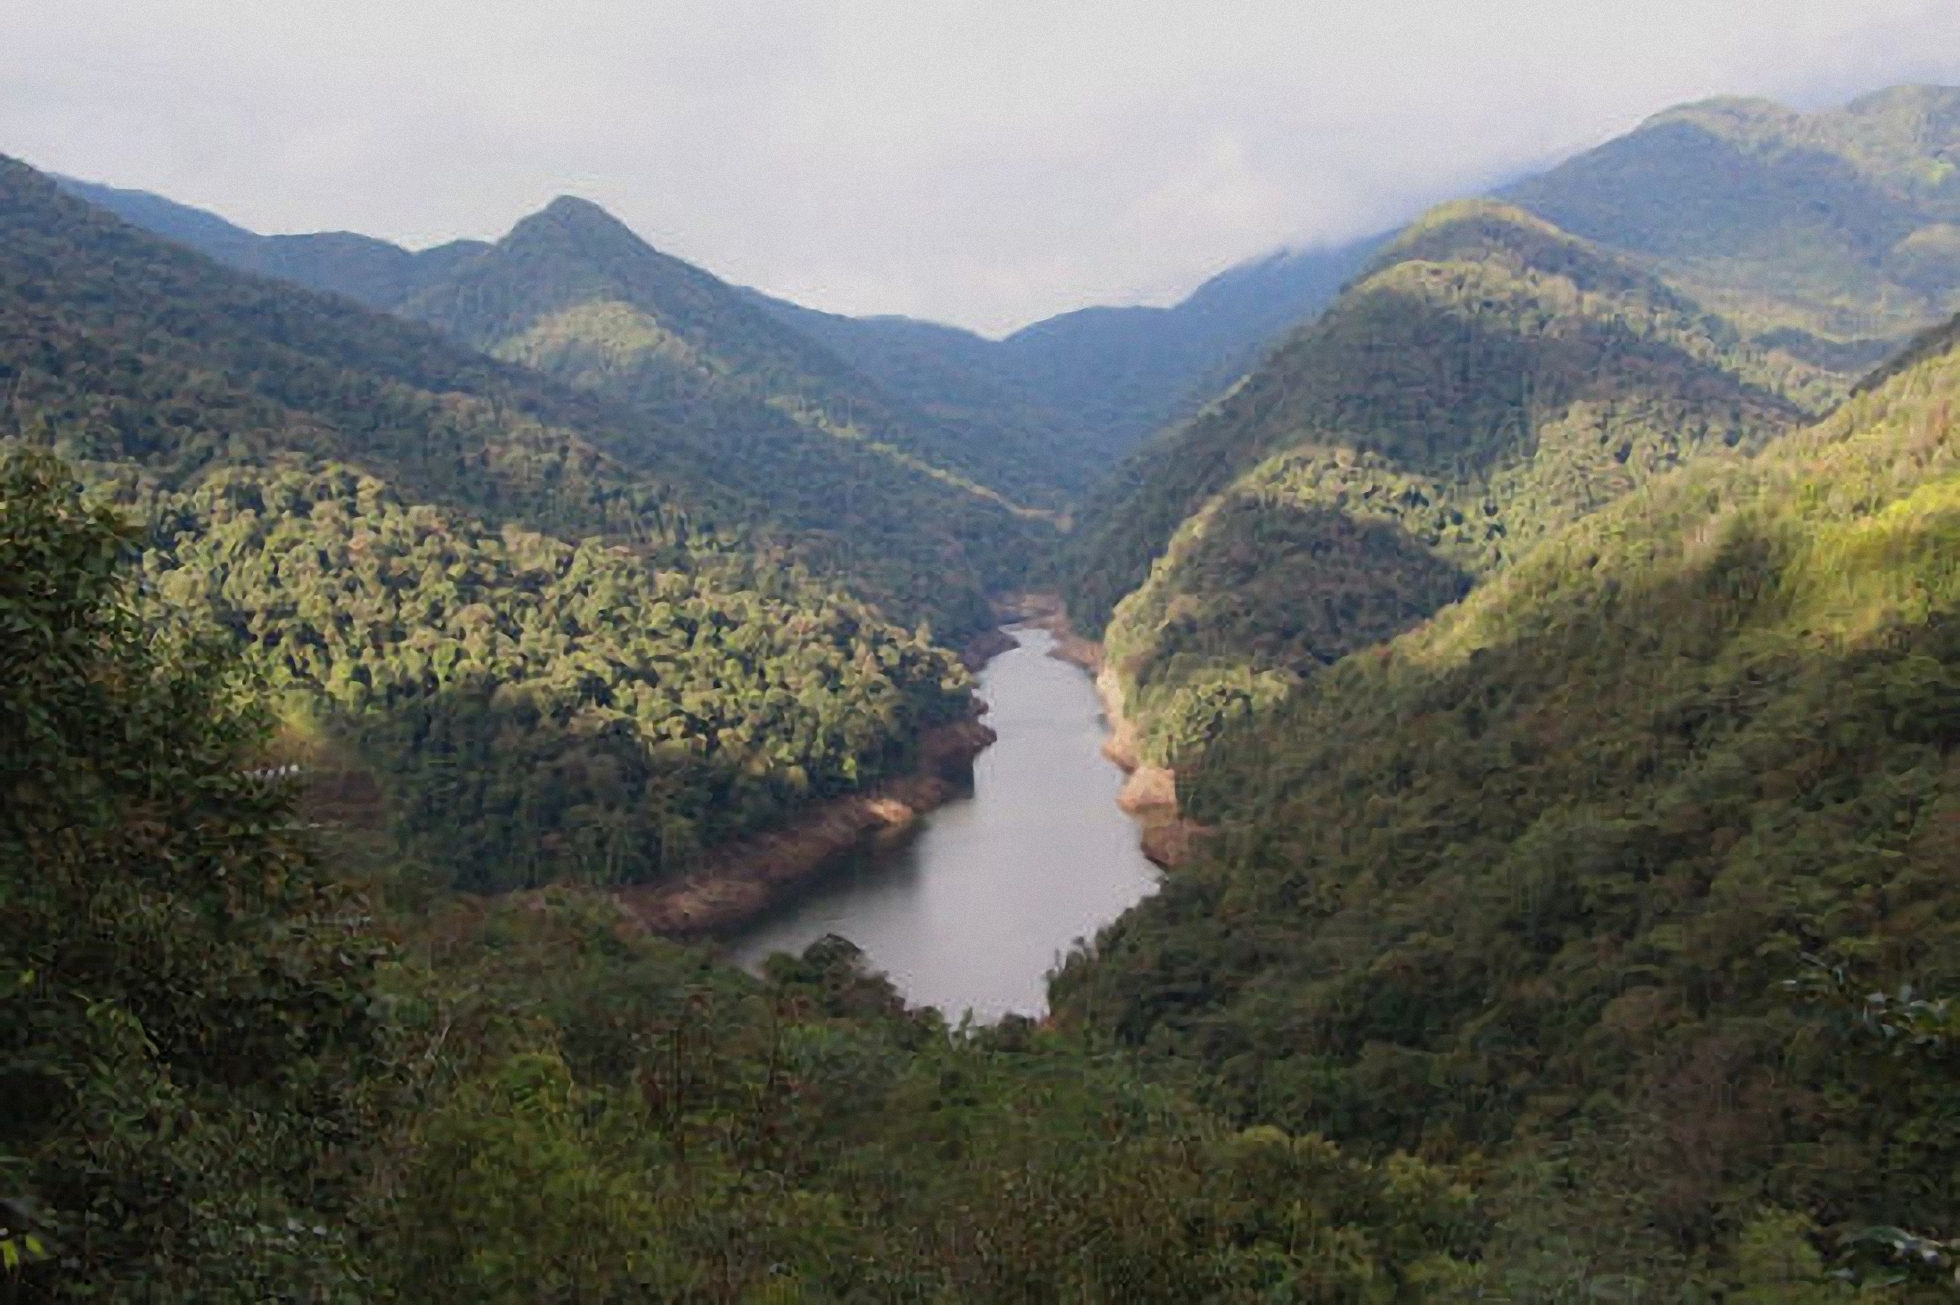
724, 623, 1162, 1022
8, 76, 1960, 1302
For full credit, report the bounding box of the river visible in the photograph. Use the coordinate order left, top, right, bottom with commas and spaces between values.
725, 624, 1161, 1021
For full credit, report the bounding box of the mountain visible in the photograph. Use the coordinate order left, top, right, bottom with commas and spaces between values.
0, 154, 973, 893
65, 174, 1383, 497
751, 235, 1386, 491
1507, 83, 1960, 371
1059, 201, 1811, 764
57, 176, 1042, 639
1054, 314, 1960, 1292
54, 175, 490, 310
395, 194, 1067, 514
1053, 83, 1960, 772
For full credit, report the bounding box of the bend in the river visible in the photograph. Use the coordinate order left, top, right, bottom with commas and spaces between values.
726, 624, 1160, 1021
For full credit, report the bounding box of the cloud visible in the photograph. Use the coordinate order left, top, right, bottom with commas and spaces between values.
7, 0, 1960, 334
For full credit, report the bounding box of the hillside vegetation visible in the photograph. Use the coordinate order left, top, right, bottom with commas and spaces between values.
0, 156, 971, 893
2, 457, 1494, 1300
55, 180, 1051, 635
1054, 315, 1960, 1294
1509, 83, 1960, 370
397, 197, 1067, 519
1064, 202, 1811, 764
7, 355, 1938, 1302
68, 175, 1381, 503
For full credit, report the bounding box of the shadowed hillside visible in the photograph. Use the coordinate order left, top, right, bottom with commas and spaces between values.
1055, 315, 1960, 1294
0, 155, 972, 893
1509, 84, 1960, 370
1060, 202, 1810, 764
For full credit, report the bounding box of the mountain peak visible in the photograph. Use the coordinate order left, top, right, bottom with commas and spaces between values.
540, 194, 636, 234
504, 195, 651, 260
539, 194, 618, 223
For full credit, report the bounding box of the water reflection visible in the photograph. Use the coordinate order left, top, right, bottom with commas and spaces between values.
725, 624, 1161, 1021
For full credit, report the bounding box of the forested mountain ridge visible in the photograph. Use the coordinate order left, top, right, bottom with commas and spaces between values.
394, 195, 1069, 516
752, 236, 1387, 492
64, 172, 1384, 500
54, 167, 1043, 638
6, 453, 1498, 1299
54, 175, 1054, 629
1054, 315, 1960, 1293
54, 174, 491, 311
1508, 83, 1960, 370
1057, 82, 1960, 665
1060, 200, 1810, 765
0, 153, 973, 894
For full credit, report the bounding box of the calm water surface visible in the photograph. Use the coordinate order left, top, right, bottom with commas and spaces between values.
726, 624, 1160, 1021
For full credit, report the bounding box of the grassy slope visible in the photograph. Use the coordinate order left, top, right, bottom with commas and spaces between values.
1069, 202, 1811, 763
1055, 318, 1960, 1282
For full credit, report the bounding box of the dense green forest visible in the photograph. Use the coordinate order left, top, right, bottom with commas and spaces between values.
13, 80, 1960, 1303
1508, 84, 1960, 370
2, 457, 1485, 1298
18, 443, 1936, 1299
0, 156, 980, 893
66, 175, 1384, 501
9, 352, 1952, 1301
44, 168, 1041, 644
1053, 311, 1960, 1296
1062, 202, 1812, 764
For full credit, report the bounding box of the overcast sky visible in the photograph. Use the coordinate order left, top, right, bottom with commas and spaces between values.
7, 2, 1960, 335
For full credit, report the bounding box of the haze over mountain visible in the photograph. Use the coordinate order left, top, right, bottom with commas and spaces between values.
1060, 83, 1960, 772
17, 3, 1960, 335
1509, 83, 1960, 366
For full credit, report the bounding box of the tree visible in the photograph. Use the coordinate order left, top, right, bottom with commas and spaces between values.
0, 451, 385, 1301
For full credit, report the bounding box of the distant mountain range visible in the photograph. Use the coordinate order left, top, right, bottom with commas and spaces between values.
56, 175, 1382, 499
1507, 83, 1960, 367
1060, 83, 1960, 769
0, 154, 975, 893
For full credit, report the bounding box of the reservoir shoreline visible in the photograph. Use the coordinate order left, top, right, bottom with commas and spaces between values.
613, 714, 995, 938
614, 618, 1024, 939
719, 619, 1164, 1020
998, 593, 1209, 868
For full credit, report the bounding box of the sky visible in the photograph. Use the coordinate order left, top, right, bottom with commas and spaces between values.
7, 1, 1960, 336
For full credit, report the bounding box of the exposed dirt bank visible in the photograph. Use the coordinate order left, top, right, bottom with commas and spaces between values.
994, 592, 1207, 868
617, 623, 1025, 935
615, 717, 998, 937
